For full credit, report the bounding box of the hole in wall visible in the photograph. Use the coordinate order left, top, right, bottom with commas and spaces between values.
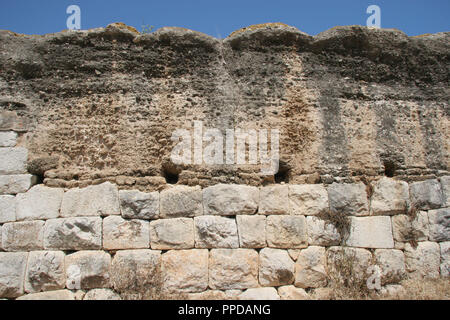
163, 169, 179, 184
274, 161, 290, 183
383, 160, 396, 177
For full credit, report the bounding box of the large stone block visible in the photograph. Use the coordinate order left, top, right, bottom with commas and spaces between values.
43, 217, 102, 250
440, 242, 450, 277
374, 249, 406, 284
259, 248, 294, 286
295, 246, 327, 288
16, 185, 63, 221
259, 185, 289, 215
161, 249, 208, 293
328, 182, 369, 216
160, 186, 202, 218
83, 288, 121, 300
239, 287, 280, 300
236, 215, 266, 248
440, 176, 450, 207
0, 174, 36, 195
371, 177, 409, 215
194, 216, 238, 248
150, 218, 194, 250
428, 208, 450, 242
404, 241, 440, 279
0, 147, 27, 174
103, 216, 149, 250
16, 289, 76, 300
203, 184, 259, 216
266, 215, 307, 249
327, 247, 372, 281
392, 212, 429, 242
278, 285, 310, 300
209, 249, 259, 290
0, 131, 17, 147
409, 179, 444, 210
289, 184, 329, 216
60, 182, 120, 217
2, 220, 44, 251
0, 252, 27, 298
25, 251, 65, 293
65, 251, 111, 290
306, 216, 341, 246
119, 190, 159, 220
0, 195, 15, 223
346, 216, 394, 249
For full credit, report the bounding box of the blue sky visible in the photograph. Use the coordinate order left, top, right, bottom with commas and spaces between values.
0, 0, 448, 37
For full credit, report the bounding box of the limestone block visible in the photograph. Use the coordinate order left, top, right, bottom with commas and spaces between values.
194, 216, 238, 248
259, 185, 289, 215
25, 251, 65, 293
289, 184, 329, 216
103, 216, 149, 250
346, 216, 394, 249
161, 249, 208, 293
83, 289, 121, 300
327, 247, 372, 281
295, 246, 327, 288
187, 290, 241, 300
328, 182, 368, 216
404, 241, 440, 279
43, 217, 102, 250
16, 185, 63, 221
160, 186, 202, 218
0, 195, 15, 223
306, 216, 341, 246
374, 249, 406, 284
440, 176, 450, 207
203, 184, 259, 216
409, 179, 443, 210
0, 252, 27, 298
392, 212, 429, 242
278, 285, 310, 300
428, 208, 450, 242
259, 248, 294, 286
119, 190, 159, 220
0, 147, 27, 174
371, 177, 409, 215
2, 220, 44, 251
16, 289, 76, 300
266, 215, 307, 249
0, 174, 36, 195
0, 131, 17, 147
60, 182, 120, 217
150, 218, 194, 250
239, 287, 280, 300
209, 249, 259, 290
440, 242, 450, 277
65, 251, 111, 289
236, 215, 266, 248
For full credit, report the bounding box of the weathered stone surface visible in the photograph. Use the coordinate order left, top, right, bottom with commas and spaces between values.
236, 215, 266, 248
43, 217, 102, 250
209, 249, 259, 290
374, 249, 406, 284
239, 287, 280, 300
409, 179, 444, 210
150, 218, 194, 250
259, 248, 294, 286
0, 132, 17, 147
327, 247, 372, 281
27, 157, 59, 176
203, 184, 259, 216
103, 216, 149, 250
160, 186, 202, 218
310, 287, 333, 300
187, 290, 241, 300
328, 182, 369, 216
392, 212, 429, 242
289, 184, 329, 216
25, 251, 65, 293
346, 216, 394, 249
428, 208, 450, 242
0, 252, 27, 298
259, 185, 289, 215
161, 249, 208, 293
111, 249, 161, 296
65, 251, 111, 289
404, 241, 440, 279
0, 195, 15, 223
371, 177, 409, 215
295, 246, 327, 288
2, 220, 44, 251
440, 176, 450, 207
16, 289, 76, 300
0, 147, 27, 174
0, 174, 36, 195
119, 190, 159, 220
440, 241, 450, 277
278, 285, 310, 300
194, 216, 238, 248
83, 289, 121, 300
266, 215, 307, 249
306, 216, 341, 246
16, 185, 63, 221
60, 182, 120, 217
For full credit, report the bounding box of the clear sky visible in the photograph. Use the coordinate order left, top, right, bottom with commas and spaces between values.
0, 0, 448, 37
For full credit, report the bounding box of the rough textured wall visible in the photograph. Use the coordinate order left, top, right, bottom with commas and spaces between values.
0, 23, 449, 191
